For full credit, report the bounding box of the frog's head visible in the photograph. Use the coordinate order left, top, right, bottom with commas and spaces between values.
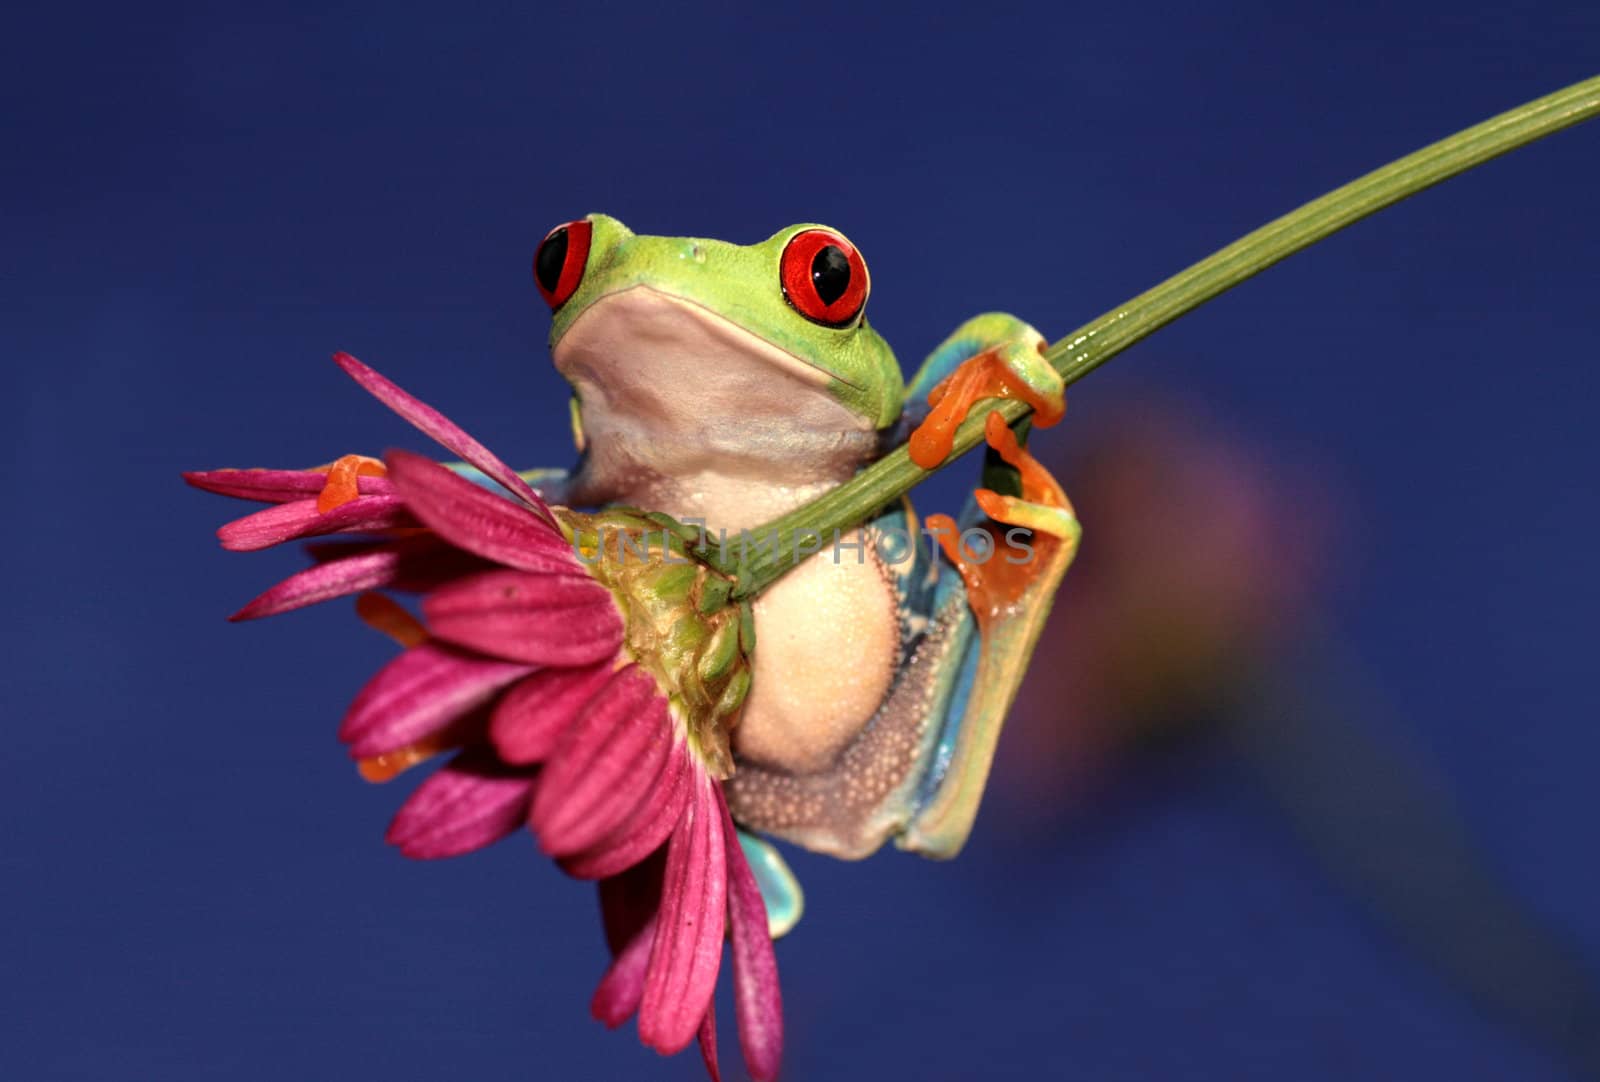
531, 215, 903, 517
538, 214, 902, 429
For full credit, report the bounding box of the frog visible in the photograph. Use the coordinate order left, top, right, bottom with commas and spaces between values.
466, 213, 1081, 934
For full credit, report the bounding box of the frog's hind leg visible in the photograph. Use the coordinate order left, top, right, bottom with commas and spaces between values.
900, 411, 1081, 858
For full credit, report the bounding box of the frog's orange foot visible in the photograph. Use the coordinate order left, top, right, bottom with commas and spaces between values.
972, 412, 1077, 538
313, 454, 388, 513
925, 412, 1081, 629
908, 340, 1065, 470
350, 592, 444, 782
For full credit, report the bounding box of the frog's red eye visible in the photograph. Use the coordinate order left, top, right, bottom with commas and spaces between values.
780, 228, 869, 327
533, 219, 593, 309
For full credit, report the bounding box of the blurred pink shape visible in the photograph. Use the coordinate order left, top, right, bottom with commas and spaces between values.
998, 392, 1337, 820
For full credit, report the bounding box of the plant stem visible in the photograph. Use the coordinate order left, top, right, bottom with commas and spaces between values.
719, 74, 1600, 598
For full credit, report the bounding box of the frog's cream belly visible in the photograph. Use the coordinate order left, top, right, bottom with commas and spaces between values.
734, 530, 898, 775
580, 455, 902, 779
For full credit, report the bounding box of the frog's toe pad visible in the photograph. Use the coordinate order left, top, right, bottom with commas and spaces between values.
314, 453, 387, 512
974, 489, 1081, 540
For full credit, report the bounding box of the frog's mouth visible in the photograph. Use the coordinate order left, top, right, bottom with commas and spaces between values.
549, 285, 876, 482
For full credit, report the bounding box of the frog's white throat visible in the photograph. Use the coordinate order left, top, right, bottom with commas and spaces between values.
553, 285, 881, 533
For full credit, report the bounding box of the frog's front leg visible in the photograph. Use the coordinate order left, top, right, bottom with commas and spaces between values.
897, 312, 1064, 467
901, 411, 1080, 856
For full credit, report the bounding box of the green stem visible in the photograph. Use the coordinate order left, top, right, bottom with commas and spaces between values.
720, 74, 1600, 598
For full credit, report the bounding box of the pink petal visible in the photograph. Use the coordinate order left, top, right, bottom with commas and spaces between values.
638, 771, 727, 1056
304, 537, 492, 588
333, 352, 553, 520
340, 642, 534, 758
386, 751, 537, 859
559, 743, 692, 881
598, 852, 667, 953
591, 910, 657, 1029
532, 667, 674, 855
719, 790, 784, 1082
384, 450, 578, 574
233, 535, 492, 621
423, 568, 623, 667
217, 495, 414, 552
698, 1001, 723, 1082
490, 661, 613, 764
231, 548, 397, 620
184, 467, 396, 504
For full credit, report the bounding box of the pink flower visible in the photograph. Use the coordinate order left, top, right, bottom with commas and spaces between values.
185, 354, 781, 1081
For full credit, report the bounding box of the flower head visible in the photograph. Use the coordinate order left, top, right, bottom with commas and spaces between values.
185, 354, 781, 1080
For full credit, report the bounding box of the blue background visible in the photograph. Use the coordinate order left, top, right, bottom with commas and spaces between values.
5, 3, 1599, 1080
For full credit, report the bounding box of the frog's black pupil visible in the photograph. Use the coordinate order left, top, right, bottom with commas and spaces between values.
536, 228, 569, 293
811, 245, 850, 306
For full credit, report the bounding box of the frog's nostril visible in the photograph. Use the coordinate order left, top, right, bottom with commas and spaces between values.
691, 243, 705, 263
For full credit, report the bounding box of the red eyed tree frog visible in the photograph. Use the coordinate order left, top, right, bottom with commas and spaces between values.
484, 214, 1081, 934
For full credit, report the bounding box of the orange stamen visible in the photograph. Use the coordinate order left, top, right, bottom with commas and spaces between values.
908, 346, 1064, 470
314, 454, 387, 513
356, 592, 429, 648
